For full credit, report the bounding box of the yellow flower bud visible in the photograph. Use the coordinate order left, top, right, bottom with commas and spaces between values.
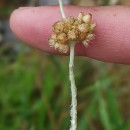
57, 33, 68, 44
78, 23, 89, 33
77, 12, 84, 21
67, 30, 78, 40
82, 14, 92, 23
53, 21, 65, 34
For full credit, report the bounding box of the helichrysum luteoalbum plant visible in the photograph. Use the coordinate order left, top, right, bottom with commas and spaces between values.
49, 1, 96, 129
49, 12, 96, 53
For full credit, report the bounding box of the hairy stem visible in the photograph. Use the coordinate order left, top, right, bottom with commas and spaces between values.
69, 42, 77, 130
58, 0, 77, 130
58, 0, 66, 18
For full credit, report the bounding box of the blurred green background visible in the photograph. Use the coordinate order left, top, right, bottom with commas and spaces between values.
0, 0, 130, 130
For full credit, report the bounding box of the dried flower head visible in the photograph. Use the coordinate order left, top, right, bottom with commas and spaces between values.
49, 12, 96, 53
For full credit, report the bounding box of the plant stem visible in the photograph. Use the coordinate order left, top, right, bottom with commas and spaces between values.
58, 0, 66, 18
58, 0, 77, 130
69, 42, 77, 130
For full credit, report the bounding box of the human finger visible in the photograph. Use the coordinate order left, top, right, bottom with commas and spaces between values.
10, 6, 130, 64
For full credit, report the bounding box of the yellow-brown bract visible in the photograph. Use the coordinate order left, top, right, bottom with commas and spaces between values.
49, 12, 96, 53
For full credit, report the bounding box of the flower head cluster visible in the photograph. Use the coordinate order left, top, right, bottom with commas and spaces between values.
49, 12, 96, 53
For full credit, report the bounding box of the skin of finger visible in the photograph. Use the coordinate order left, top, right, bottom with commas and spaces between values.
10, 5, 130, 64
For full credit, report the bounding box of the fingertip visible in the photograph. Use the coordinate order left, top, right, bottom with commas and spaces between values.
10, 8, 32, 41
10, 7, 48, 50
10, 9, 19, 37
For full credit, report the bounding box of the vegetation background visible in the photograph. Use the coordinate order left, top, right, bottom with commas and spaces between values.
0, 0, 130, 130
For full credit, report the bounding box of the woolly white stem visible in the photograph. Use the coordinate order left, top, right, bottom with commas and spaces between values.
69, 42, 77, 130
58, 0, 66, 18
58, 0, 77, 130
